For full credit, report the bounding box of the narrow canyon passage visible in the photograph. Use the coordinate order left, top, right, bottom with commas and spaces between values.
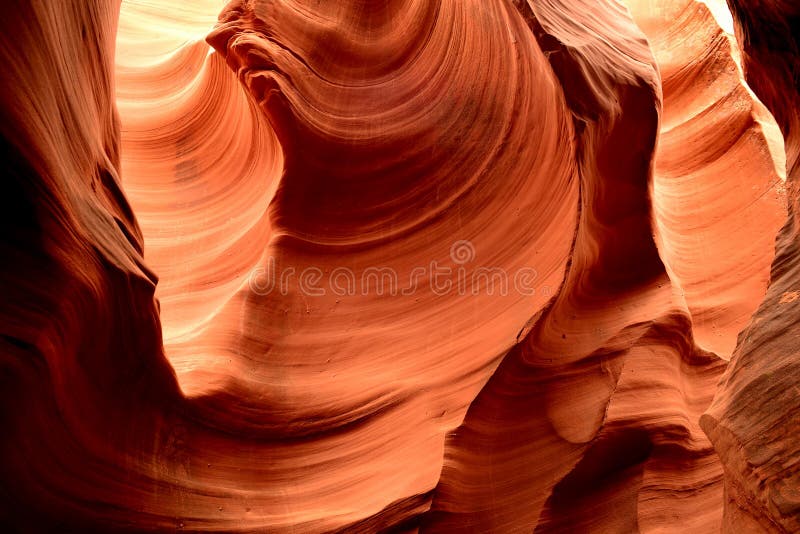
0, 0, 798, 532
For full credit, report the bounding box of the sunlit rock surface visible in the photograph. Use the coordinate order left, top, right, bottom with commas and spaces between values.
0, 0, 796, 532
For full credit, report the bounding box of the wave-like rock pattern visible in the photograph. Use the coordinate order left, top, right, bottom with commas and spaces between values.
424, 0, 768, 530
116, 2, 283, 366
0, 0, 795, 532
699, 0, 800, 531
630, 0, 786, 357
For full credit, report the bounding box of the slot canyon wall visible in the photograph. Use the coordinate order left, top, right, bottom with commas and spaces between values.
0, 0, 798, 532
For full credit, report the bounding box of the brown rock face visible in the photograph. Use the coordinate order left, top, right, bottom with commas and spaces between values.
0, 0, 796, 532
699, 1, 800, 532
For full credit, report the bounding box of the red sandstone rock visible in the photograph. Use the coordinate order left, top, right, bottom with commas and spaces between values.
0, 0, 796, 532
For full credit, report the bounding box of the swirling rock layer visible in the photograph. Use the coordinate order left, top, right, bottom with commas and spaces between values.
699, 1, 800, 532
0, 0, 796, 532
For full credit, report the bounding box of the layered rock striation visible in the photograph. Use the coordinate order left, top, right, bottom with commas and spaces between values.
0, 0, 796, 532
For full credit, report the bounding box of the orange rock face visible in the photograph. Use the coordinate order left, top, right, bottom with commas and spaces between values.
0, 0, 796, 532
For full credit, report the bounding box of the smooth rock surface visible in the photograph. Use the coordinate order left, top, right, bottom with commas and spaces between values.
0, 0, 796, 532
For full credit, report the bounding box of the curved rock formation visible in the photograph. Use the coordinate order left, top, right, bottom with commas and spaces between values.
0, 0, 796, 532
700, 1, 800, 531
630, 0, 785, 358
